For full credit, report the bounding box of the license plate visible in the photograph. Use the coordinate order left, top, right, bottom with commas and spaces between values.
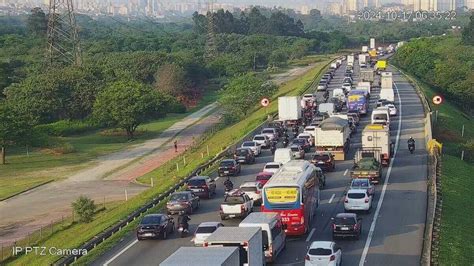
224, 171, 229, 174
318, 162, 324, 164
341, 227, 349, 231
229, 215, 236, 218
144, 233, 153, 236
192, 189, 203, 192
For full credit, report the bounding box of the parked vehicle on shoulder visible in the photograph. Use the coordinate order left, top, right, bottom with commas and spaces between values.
331, 213, 362, 240
220, 189, 253, 220
344, 189, 372, 212
241, 141, 261, 156
186, 176, 216, 199
290, 144, 305, 159
193, 222, 224, 246
311, 152, 335, 172
234, 148, 256, 164
137, 214, 174, 240
166, 191, 200, 215
263, 162, 283, 174
218, 159, 241, 177
253, 134, 271, 148
305, 241, 342, 266
240, 182, 263, 205
350, 178, 375, 196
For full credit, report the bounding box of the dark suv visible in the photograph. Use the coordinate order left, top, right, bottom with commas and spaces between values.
137, 214, 174, 240
331, 213, 362, 240
311, 152, 335, 172
234, 148, 255, 164
166, 191, 200, 215
186, 176, 216, 199
218, 159, 241, 177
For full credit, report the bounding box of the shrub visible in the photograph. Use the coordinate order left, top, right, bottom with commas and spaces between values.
72, 196, 97, 223
461, 140, 474, 163
35, 120, 96, 137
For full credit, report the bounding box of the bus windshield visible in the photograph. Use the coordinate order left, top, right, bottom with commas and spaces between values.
264, 186, 300, 209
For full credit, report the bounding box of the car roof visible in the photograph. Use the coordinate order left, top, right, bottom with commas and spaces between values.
351, 178, 370, 182
226, 189, 246, 196
257, 171, 273, 176
253, 134, 266, 137
298, 133, 311, 137
290, 144, 301, 148
197, 221, 222, 227
236, 147, 251, 151
241, 182, 259, 187
221, 159, 236, 163
347, 188, 368, 193
242, 141, 256, 144
265, 162, 281, 166
173, 191, 191, 195
143, 213, 165, 218
189, 176, 209, 180
309, 241, 334, 249
335, 213, 357, 218
262, 128, 275, 131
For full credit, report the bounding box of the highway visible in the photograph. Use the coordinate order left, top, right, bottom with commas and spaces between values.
93, 57, 428, 266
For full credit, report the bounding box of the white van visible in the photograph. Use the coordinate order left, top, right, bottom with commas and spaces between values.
332, 88, 346, 103
274, 148, 293, 164
239, 212, 286, 263
371, 107, 390, 127
318, 103, 335, 116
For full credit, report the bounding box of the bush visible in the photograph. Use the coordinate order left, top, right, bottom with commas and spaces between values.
35, 120, 96, 137
461, 140, 474, 163
72, 196, 97, 223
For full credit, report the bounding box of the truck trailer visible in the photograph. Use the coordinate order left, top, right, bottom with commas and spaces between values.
315, 117, 350, 160
278, 96, 302, 126
160, 247, 240, 266
362, 124, 393, 166
347, 55, 355, 67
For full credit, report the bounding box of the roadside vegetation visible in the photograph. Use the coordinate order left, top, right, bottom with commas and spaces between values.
393, 30, 474, 264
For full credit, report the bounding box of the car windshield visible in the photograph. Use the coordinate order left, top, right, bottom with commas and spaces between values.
348, 193, 366, 199
298, 135, 309, 139
293, 139, 305, 144
319, 81, 326, 85
236, 149, 248, 156
170, 193, 188, 201
313, 154, 330, 161
352, 180, 369, 187
265, 164, 280, 169
224, 196, 245, 204
291, 147, 300, 151
242, 142, 255, 147
220, 161, 234, 166
256, 174, 271, 181
334, 217, 356, 225
196, 226, 218, 234
140, 216, 161, 225
254, 136, 265, 140
309, 248, 333, 256
188, 179, 206, 186
262, 129, 274, 134
240, 186, 257, 192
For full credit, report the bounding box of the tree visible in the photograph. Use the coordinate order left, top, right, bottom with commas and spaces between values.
93, 80, 168, 139
154, 63, 189, 97
192, 11, 207, 34
72, 196, 97, 223
462, 12, 474, 45
26, 7, 47, 36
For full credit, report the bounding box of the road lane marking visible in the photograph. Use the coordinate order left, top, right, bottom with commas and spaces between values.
215, 177, 220, 181
343, 169, 348, 176
328, 193, 335, 203
305, 228, 316, 242
359, 81, 403, 266
103, 239, 138, 266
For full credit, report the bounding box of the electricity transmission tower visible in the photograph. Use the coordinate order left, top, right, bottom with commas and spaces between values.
47, 0, 82, 66
205, 0, 217, 61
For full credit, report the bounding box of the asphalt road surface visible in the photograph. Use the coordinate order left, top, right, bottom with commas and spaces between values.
93, 57, 427, 266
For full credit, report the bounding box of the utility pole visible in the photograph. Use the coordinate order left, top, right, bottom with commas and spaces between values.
205, 0, 217, 61
47, 0, 82, 66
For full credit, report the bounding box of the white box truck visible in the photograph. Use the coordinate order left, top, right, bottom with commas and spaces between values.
381, 72, 393, 90
278, 96, 302, 126
362, 124, 393, 166
360, 69, 375, 83
318, 103, 335, 116
362, 46, 368, 52
357, 81, 371, 95
315, 117, 350, 160
379, 88, 394, 102
347, 55, 354, 67
371, 107, 390, 127
370, 38, 375, 49
359, 54, 368, 67
160, 247, 240, 266
204, 227, 265, 266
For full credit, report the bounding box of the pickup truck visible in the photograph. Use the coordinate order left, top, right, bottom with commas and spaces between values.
220, 189, 253, 220
351, 150, 382, 184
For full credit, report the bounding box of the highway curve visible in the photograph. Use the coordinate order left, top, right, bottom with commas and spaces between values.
92, 58, 428, 266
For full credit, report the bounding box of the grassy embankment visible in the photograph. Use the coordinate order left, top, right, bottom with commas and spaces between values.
6, 54, 337, 266
0, 90, 218, 201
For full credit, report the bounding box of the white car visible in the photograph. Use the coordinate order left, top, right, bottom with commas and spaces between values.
241, 141, 261, 156
387, 104, 397, 116
193, 222, 224, 246
342, 83, 352, 93
303, 93, 316, 103
297, 133, 315, 146
253, 134, 270, 148
261, 128, 278, 141
263, 162, 282, 174
350, 178, 375, 196
344, 189, 372, 212
240, 182, 263, 205
305, 241, 342, 266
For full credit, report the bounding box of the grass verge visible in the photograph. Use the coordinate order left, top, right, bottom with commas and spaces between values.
6, 54, 336, 265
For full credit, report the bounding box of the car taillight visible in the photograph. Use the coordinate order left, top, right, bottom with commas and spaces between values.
330, 255, 336, 261
344, 197, 348, 203
201, 185, 208, 189
241, 205, 245, 213
333, 224, 336, 230
255, 190, 260, 194
305, 255, 310, 261
365, 198, 369, 203
354, 223, 359, 230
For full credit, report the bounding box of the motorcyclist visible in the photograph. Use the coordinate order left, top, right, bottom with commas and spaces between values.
178, 212, 191, 231
224, 177, 233, 191
270, 141, 277, 154
408, 137, 415, 152
283, 134, 289, 147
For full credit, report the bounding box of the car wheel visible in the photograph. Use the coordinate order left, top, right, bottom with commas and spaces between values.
137, 236, 143, 241
188, 206, 193, 214
171, 224, 175, 233
208, 191, 212, 199
197, 201, 200, 209
220, 215, 226, 220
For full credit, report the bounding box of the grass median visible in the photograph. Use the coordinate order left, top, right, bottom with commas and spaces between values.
6, 54, 336, 266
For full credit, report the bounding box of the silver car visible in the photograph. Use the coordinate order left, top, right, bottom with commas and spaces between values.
253, 134, 270, 148
290, 144, 305, 159
241, 141, 261, 156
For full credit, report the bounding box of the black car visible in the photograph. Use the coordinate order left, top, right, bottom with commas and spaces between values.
186, 176, 216, 199
292, 138, 310, 152
218, 159, 241, 177
331, 213, 362, 240
347, 110, 360, 125
234, 148, 256, 164
166, 191, 200, 215
137, 214, 174, 240
329, 98, 343, 112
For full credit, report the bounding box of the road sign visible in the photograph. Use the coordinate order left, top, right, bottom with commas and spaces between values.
432, 95, 443, 105
261, 98, 270, 107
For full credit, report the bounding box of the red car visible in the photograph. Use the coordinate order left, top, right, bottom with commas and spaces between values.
255, 172, 273, 186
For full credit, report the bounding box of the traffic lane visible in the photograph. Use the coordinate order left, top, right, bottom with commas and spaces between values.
362, 74, 427, 266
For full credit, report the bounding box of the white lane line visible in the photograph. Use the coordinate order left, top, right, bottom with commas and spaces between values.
305, 228, 316, 242
328, 193, 336, 204
343, 169, 348, 176
215, 176, 220, 181
103, 239, 139, 266
358, 82, 403, 266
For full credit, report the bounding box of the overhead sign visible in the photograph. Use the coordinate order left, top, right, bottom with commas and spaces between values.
261, 98, 270, 107
432, 95, 443, 105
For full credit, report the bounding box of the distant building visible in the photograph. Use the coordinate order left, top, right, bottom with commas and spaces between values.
465, 0, 474, 8
345, 0, 359, 12
300, 5, 311, 14
327, 2, 343, 15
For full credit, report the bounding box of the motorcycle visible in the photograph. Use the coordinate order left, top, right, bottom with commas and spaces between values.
178, 222, 189, 238
270, 141, 277, 155
224, 180, 233, 194
408, 143, 415, 154
283, 137, 289, 148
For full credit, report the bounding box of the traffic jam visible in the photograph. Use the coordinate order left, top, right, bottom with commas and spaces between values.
137, 48, 399, 266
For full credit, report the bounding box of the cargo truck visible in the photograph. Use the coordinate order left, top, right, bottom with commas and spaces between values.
362, 46, 368, 52
360, 69, 375, 83
160, 247, 240, 266
381, 72, 393, 90
315, 117, 350, 160
376, 60, 387, 73
357, 81, 371, 96
351, 149, 382, 184
359, 54, 368, 67
278, 96, 302, 127
362, 124, 394, 166
347, 55, 354, 67
204, 227, 265, 266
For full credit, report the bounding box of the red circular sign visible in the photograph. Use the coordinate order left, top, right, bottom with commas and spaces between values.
432, 95, 443, 105
261, 98, 270, 107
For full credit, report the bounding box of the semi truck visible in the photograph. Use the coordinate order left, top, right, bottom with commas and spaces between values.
278, 96, 302, 126
359, 54, 368, 67
380, 72, 394, 101
315, 117, 351, 160
362, 124, 393, 166
204, 227, 265, 266
160, 247, 240, 266
351, 149, 382, 184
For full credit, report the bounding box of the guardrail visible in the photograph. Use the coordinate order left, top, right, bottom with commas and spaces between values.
54, 58, 335, 265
